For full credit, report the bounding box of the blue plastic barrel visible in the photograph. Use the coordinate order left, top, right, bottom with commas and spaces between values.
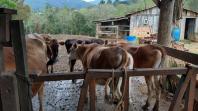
124, 36, 137, 41
171, 27, 181, 42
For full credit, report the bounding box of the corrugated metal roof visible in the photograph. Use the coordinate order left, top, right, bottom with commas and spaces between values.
94, 16, 129, 23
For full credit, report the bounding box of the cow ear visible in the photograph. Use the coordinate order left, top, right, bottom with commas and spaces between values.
74, 43, 78, 49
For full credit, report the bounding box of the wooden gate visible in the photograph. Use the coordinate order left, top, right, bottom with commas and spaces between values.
0, 8, 33, 111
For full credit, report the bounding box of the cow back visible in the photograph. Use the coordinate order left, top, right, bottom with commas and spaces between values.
4, 36, 48, 75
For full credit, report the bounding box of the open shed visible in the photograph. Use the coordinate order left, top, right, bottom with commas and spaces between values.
94, 16, 130, 39
95, 6, 198, 42
126, 6, 198, 41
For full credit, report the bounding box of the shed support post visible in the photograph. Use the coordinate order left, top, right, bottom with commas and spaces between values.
10, 20, 33, 111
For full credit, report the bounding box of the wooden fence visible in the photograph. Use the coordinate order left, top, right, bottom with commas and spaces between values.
0, 8, 198, 111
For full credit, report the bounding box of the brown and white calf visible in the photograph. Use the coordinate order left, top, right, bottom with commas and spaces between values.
69, 43, 134, 102
4, 34, 49, 111
121, 44, 166, 111
106, 42, 166, 111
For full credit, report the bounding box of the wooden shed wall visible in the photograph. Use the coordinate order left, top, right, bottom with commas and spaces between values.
129, 7, 198, 41
129, 7, 160, 36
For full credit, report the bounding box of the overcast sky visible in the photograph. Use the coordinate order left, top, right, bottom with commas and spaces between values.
83, 0, 95, 2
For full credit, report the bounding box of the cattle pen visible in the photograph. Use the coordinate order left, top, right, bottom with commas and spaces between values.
0, 8, 198, 111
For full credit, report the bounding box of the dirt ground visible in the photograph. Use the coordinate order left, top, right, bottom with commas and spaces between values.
32, 35, 173, 111
184, 42, 198, 54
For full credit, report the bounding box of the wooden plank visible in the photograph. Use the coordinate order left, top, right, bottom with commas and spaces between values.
0, 14, 12, 42
0, 73, 20, 111
162, 46, 198, 65
0, 14, 6, 73
10, 20, 33, 111
77, 73, 90, 111
123, 77, 129, 111
169, 68, 194, 111
89, 68, 189, 78
89, 79, 96, 111
30, 72, 85, 82
0, 8, 17, 14
184, 74, 196, 111
29, 68, 189, 82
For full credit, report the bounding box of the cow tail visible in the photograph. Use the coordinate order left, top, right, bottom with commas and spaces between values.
114, 49, 129, 111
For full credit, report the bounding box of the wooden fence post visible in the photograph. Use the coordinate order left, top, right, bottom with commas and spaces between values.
10, 20, 33, 111
0, 8, 17, 111
0, 73, 20, 111
89, 79, 96, 111
77, 73, 91, 111
124, 77, 129, 111
184, 72, 196, 111
169, 65, 196, 111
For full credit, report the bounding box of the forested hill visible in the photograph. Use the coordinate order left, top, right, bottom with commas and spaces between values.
0, 0, 197, 36
24, 0, 93, 10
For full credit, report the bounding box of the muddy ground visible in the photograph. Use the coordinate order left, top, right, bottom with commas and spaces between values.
32, 35, 171, 111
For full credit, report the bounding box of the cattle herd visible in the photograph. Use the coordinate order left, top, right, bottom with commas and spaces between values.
3, 33, 198, 111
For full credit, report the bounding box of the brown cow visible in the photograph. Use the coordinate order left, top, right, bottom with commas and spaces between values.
69, 43, 134, 103
123, 44, 166, 111
4, 34, 48, 111
33, 34, 60, 73
106, 42, 166, 111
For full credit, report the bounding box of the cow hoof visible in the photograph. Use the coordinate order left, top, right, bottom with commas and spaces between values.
142, 104, 149, 111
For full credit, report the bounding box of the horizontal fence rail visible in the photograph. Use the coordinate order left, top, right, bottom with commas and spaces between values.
162, 46, 198, 65
29, 67, 192, 82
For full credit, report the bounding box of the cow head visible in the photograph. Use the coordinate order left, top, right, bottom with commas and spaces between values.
68, 43, 79, 61
40, 34, 60, 65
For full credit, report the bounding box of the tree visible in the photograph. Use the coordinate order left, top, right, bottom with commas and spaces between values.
99, 0, 105, 4
128, 0, 138, 3
188, 0, 198, 12
2, 0, 32, 21
153, 0, 176, 46
113, 0, 120, 5
107, 0, 112, 4
71, 11, 86, 35
0, 0, 16, 8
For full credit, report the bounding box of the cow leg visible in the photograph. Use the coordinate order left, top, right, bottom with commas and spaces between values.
129, 77, 133, 103
38, 84, 44, 111
69, 59, 77, 83
142, 76, 153, 111
114, 77, 122, 103
46, 65, 49, 74
69, 59, 76, 72
153, 76, 161, 111
105, 78, 112, 101
51, 65, 53, 73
